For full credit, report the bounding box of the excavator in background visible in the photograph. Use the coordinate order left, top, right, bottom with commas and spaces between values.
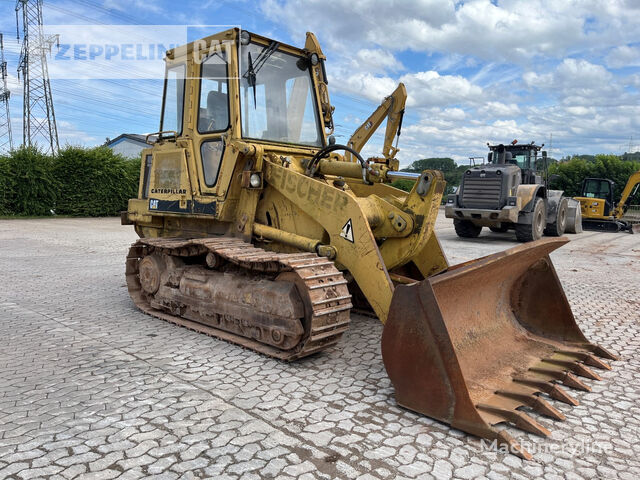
575, 170, 640, 233
122, 28, 616, 459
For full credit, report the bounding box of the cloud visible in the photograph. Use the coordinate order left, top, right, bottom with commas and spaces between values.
524, 58, 613, 91
629, 74, 640, 88
556, 58, 613, 87
262, 0, 457, 53
102, 0, 166, 16
327, 66, 485, 113
258, 0, 640, 161
262, 0, 640, 63
354, 48, 404, 73
5, 73, 22, 95
57, 119, 100, 146
327, 71, 399, 104
605, 45, 640, 68
477, 101, 520, 118
523, 58, 629, 112
400, 70, 484, 108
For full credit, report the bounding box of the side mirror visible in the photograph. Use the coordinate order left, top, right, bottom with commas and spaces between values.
542, 151, 547, 159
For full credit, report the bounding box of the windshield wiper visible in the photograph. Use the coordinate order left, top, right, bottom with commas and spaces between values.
246, 52, 257, 108
243, 40, 280, 108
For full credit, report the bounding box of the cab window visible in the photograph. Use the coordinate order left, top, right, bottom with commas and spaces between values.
239, 42, 322, 146
201, 140, 224, 187
160, 64, 186, 135
198, 53, 230, 133
584, 179, 611, 199
512, 152, 530, 169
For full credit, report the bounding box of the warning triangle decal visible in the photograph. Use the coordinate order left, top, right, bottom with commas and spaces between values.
340, 219, 354, 243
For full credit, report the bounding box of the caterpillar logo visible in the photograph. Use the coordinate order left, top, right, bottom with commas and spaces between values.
151, 188, 187, 194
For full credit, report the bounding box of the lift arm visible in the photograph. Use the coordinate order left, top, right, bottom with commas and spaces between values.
345, 83, 406, 163
613, 170, 640, 219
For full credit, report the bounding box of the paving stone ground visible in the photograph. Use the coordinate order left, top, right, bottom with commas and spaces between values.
0, 213, 638, 480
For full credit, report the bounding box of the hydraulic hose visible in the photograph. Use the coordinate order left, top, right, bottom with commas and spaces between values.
307, 144, 371, 184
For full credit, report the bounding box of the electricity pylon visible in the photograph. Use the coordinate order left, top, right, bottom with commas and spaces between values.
16, 0, 59, 155
0, 33, 13, 153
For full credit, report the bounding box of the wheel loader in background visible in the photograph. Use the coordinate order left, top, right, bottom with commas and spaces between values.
122, 29, 617, 459
445, 141, 580, 241
575, 170, 640, 233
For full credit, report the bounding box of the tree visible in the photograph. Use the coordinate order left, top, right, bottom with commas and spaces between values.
395, 157, 462, 195
403, 158, 457, 173
549, 154, 640, 202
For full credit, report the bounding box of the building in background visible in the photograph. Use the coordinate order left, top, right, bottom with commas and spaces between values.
106, 133, 157, 159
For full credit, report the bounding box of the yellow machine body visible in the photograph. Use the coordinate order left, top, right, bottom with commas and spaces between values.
575, 196, 608, 219
124, 29, 616, 459
575, 171, 640, 232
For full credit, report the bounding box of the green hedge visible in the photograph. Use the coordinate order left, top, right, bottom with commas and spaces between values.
0, 155, 10, 216
1, 147, 637, 217
51, 146, 140, 216
549, 154, 640, 201
0, 147, 58, 216
0, 145, 140, 217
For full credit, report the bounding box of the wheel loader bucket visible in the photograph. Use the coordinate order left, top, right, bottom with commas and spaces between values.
565, 198, 583, 234
382, 237, 617, 459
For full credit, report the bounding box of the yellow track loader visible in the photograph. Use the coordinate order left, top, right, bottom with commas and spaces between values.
122, 29, 617, 459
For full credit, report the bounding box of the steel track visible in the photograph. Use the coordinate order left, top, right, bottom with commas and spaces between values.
126, 237, 353, 360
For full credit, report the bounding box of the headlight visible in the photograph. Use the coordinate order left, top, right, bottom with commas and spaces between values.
310, 53, 319, 66
240, 31, 251, 46
250, 173, 262, 188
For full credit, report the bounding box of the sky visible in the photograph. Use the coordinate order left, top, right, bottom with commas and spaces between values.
0, 0, 639, 166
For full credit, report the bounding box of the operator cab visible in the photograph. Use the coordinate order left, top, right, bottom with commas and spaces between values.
581, 178, 615, 216
487, 142, 543, 185
146, 28, 332, 211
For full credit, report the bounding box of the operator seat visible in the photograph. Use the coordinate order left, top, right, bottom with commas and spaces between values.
199, 90, 228, 132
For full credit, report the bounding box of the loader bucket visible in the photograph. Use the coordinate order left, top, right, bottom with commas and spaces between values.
564, 198, 583, 234
381, 237, 617, 459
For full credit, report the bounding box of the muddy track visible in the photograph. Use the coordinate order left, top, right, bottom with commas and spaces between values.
126, 237, 352, 360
